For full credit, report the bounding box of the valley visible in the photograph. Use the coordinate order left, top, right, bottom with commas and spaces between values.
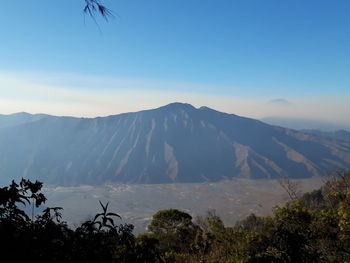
44, 176, 324, 233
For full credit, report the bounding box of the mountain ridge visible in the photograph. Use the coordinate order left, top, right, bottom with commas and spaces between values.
0, 103, 349, 185
301, 129, 350, 142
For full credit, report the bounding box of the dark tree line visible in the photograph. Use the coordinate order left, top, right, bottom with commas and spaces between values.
1, 172, 350, 262
0, 179, 157, 262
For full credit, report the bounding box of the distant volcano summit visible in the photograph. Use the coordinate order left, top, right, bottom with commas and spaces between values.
0, 103, 349, 185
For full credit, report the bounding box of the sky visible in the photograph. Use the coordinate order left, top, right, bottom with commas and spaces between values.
0, 0, 349, 127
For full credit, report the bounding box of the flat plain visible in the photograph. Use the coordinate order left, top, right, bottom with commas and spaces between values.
44, 176, 324, 233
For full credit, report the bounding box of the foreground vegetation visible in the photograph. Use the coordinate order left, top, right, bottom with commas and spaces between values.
1, 173, 350, 262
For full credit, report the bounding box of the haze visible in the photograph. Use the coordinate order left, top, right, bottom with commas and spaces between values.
0, 1, 349, 129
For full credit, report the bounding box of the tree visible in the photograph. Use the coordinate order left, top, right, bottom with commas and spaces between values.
148, 209, 193, 236
134, 234, 162, 262
148, 209, 199, 261
195, 211, 234, 262
0, 178, 46, 223
277, 177, 301, 201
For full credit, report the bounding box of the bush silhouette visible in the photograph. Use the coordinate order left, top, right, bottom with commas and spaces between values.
2, 173, 350, 262
0, 179, 159, 263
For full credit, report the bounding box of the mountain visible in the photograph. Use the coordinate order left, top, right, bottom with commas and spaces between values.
0, 103, 350, 185
0, 112, 48, 129
301, 129, 350, 142
261, 117, 350, 131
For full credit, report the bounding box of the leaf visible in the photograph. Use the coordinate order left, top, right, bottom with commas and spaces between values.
83, 0, 114, 20
93, 212, 104, 222
99, 200, 108, 213
106, 212, 121, 219
106, 217, 115, 226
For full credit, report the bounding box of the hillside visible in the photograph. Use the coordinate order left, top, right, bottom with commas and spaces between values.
0, 103, 349, 185
301, 129, 350, 142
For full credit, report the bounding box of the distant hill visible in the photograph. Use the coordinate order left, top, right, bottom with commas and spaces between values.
301, 129, 350, 142
261, 117, 350, 131
0, 112, 48, 129
0, 103, 350, 185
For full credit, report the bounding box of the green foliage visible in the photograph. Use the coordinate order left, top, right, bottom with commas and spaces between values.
2, 172, 350, 262
0, 179, 158, 263
81, 201, 121, 231
148, 208, 199, 257
234, 213, 271, 233
148, 208, 193, 235
134, 233, 162, 262
0, 179, 46, 222
299, 189, 327, 211
145, 172, 350, 262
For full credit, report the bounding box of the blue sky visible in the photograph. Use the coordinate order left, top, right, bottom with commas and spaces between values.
0, 0, 349, 125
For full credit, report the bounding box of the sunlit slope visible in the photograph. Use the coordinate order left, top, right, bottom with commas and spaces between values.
0, 103, 349, 185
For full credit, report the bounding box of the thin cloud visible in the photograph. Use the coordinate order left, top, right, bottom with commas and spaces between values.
267, 98, 293, 106
0, 71, 349, 129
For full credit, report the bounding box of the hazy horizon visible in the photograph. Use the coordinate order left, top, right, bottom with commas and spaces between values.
1, 1, 349, 128
1, 96, 350, 131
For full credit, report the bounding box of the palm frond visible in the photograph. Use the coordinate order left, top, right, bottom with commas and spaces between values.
106, 217, 115, 226
106, 212, 121, 219
84, 0, 114, 21
93, 212, 104, 222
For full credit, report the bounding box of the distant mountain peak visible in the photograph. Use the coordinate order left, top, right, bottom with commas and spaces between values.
156, 102, 196, 111
199, 106, 212, 111
10, 112, 32, 116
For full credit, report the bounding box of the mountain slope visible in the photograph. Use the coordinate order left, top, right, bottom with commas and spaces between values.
0, 112, 48, 129
0, 103, 349, 185
301, 129, 350, 142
